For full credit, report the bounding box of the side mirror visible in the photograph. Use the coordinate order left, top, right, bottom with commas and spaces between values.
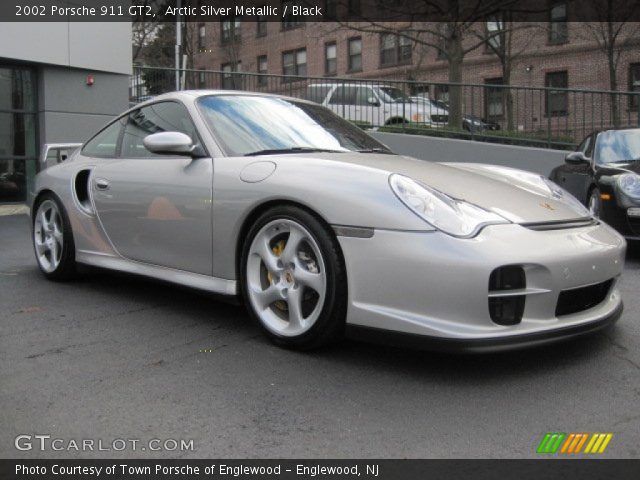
143, 132, 205, 157
367, 96, 380, 106
565, 151, 589, 164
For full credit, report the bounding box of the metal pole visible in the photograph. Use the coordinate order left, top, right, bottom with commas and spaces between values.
175, 0, 182, 91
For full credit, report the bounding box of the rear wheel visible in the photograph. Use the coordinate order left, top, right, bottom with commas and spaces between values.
240, 206, 347, 349
32, 194, 76, 280
588, 188, 602, 218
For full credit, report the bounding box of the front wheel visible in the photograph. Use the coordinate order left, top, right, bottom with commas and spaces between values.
240, 206, 347, 350
32, 194, 77, 280
588, 188, 602, 218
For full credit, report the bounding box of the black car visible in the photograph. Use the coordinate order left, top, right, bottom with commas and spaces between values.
429, 99, 501, 132
550, 127, 640, 239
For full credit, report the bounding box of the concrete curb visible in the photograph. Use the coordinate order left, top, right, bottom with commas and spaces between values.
0, 204, 29, 217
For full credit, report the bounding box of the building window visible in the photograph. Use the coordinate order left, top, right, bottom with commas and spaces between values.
484, 78, 504, 120
325, 0, 337, 20
198, 69, 207, 88
257, 55, 268, 86
282, 48, 307, 80
437, 23, 450, 59
256, 9, 267, 37
629, 63, 640, 110
325, 42, 337, 75
545, 71, 568, 117
348, 37, 362, 72
434, 85, 449, 104
549, 1, 568, 44
221, 62, 242, 90
348, 0, 361, 16
282, 1, 303, 30
221, 18, 241, 44
485, 17, 504, 52
198, 24, 206, 50
380, 33, 411, 67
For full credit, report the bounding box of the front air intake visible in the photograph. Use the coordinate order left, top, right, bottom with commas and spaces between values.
488, 266, 526, 326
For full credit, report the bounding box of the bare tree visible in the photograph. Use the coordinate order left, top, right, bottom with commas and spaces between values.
577, 0, 640, 126
339, 0, 526, 128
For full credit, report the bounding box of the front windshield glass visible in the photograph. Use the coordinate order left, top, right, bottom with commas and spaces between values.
197, 95, 392, 156
596, 129, 640, 163
374, 87, 412, 104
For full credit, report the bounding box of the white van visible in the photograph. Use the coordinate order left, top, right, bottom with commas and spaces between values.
305, 83, 448, 127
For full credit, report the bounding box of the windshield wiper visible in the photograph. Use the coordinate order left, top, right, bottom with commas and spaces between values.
357, 148, 395, 155
244, 147, 345, 156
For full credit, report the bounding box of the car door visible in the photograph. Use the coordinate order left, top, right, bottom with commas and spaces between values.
328, 86, 360, 123
89, 101, 213, 275
554, 134, 594, 204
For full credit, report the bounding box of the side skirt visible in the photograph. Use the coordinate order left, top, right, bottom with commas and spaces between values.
76, 250, 237, 296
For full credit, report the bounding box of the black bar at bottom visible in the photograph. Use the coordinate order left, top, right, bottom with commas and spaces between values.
1, 459, 639, 480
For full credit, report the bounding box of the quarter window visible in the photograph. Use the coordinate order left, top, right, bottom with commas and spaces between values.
82, 118, 125, 158
120, 102, 198, 158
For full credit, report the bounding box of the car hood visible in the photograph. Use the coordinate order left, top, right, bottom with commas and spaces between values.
309, 153, 590, 224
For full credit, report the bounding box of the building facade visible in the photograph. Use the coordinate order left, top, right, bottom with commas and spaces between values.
0, 22, 131, 203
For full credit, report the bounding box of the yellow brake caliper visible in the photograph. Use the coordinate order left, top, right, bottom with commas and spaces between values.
268, 239, 288, 311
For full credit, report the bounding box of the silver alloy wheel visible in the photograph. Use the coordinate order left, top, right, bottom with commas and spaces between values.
589, 191, 600, 217
34, 200, 64, 273
246, 219, 327, 337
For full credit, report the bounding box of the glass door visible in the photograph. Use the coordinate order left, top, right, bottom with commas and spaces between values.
0, 65, 37, 203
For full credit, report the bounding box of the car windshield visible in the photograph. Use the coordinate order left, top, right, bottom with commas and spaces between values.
374, 87, 412, 104
197, 95, 392, 156
596, 129, 640, 163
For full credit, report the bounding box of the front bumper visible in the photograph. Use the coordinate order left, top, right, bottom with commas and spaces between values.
337, 221, 625, 350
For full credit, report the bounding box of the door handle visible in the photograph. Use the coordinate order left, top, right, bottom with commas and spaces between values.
95, 178, 110, 191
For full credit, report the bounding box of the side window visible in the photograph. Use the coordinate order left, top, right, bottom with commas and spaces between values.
81, 118, 125, 158
121, 102, 198, 158
355, 87, 372, 106
329, 86, 356, 105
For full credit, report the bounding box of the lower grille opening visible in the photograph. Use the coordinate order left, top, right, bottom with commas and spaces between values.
555, 279, 614, 317
488, 266, 526, 326
489, 296, 525, 326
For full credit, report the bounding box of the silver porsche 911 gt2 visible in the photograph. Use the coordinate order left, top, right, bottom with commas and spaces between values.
29, 91, 626, 351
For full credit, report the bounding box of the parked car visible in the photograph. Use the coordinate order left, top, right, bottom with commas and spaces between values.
550, 127, 640, 239
306, 83, 448, 127
411, 96, 500, 131
30, 90, 625, 352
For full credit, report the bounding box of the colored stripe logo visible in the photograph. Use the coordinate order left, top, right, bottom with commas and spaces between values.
537, 433, 613, 454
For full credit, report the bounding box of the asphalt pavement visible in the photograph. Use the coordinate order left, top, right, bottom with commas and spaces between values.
1, 213, 639, 459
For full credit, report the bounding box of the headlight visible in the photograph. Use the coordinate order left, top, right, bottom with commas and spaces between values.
617, 173, 640, 198
389, 174, 509, 237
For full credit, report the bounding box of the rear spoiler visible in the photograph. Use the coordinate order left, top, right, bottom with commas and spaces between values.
40, 143, 83, 169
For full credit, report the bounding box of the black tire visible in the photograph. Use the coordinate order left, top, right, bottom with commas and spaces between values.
588, 187, 602, 218
32, 193, 77, 281
240, 205, 347, 350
